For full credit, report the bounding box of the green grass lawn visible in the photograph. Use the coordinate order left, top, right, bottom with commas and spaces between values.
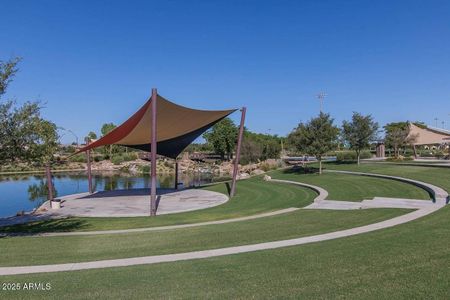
0, 164, 448, 299
270, 168, 431, 201
0, 208, 408, 267
322, 162, 450, 193
2, 205, 446, 300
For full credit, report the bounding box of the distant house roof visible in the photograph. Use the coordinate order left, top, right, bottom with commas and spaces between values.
408, 123, 450, 145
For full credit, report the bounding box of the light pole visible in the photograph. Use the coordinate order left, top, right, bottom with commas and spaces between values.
434, 118, 438, 128
316, 92, 327, 113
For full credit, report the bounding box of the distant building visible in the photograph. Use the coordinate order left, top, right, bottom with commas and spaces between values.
408, 123, 450, 148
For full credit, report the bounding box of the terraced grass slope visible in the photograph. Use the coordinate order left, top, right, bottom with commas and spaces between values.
1, 164, 447, 299
4, 205, 445, 299
0, 208, 407, 267
270, 168, 431, 201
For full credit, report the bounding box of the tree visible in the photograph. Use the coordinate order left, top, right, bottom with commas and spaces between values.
240, 138, 263, 165
101, 123, 117, 157
384, 122, 417, 158
0, 57, 59, 166
87, 131, 97, 141
0, 57, 21, 96
288, 112, 339, 174
240, 130, 282, 164
203, 118, 237, 160
342, 112, 379, 165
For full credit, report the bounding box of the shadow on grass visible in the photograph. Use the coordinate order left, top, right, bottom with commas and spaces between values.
329, 161, 358, 165
282, 166, 320, 175
0, 218, 88, 236
225, 182, 231, 196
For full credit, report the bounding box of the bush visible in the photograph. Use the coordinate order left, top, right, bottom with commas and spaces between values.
336, 150, 371, 162
69, 154, 87, 163
386, 156, 413, 162
140, 165, 150, 173
111, 155, 124, 165
93, 155, 105, 162
122, 152, 138, 162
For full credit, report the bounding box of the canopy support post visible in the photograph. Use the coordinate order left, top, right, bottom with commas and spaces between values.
174, 160, 179, 190
150, 88, 158, 216
230, 107, 246, 197
86, 139, 93, 194
45, 164, 54, 202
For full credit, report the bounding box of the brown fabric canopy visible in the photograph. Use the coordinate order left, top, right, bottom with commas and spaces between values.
77, 94, 237, 158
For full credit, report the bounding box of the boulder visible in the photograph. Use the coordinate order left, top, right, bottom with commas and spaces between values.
251, 169, 265, 175
238, 172, 250, 180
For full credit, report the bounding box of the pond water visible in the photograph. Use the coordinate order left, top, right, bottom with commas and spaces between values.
0, 171, 220, 219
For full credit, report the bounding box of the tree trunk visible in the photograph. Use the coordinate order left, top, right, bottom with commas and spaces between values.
357, 151, 360, 165
319, 158, 322, 174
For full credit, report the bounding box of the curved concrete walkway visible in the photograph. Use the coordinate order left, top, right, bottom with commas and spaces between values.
0, 171, 446, 276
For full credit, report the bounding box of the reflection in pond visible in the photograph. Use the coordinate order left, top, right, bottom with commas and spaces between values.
0, 171, 225, 218
27, 179, 58, 203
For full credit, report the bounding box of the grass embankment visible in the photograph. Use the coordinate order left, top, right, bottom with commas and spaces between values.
0, 208, 407, 267
3, 205, 445, 299
270, 168, 431, 201
323, 161, 450, 193
1, 163, 446, 298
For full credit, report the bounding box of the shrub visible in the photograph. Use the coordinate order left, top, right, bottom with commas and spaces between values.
122, 152, 138, 162
111, 155, 124, 165
140, 165, 151, 173
386, 156, 413, 162
69, 154, 87, 163
93, 155, 105, 162
336, 150, 371, 162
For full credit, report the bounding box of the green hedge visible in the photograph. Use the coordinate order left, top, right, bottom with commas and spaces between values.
336, 150, 372, 162
69, 154, 87, 163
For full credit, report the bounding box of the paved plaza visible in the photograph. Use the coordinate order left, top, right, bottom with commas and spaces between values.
39, 188, 229, 217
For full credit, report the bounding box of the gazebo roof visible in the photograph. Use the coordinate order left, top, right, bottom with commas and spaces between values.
77, 94, 237, 158
408, 123, 450, 145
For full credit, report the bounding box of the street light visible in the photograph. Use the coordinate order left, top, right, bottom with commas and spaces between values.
58, 127, 79, 146
316, 92, 327, 113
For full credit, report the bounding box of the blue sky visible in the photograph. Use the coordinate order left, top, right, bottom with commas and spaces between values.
1, 0, 450, 143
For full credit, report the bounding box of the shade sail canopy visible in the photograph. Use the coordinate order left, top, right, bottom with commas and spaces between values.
77, 94, 237, 158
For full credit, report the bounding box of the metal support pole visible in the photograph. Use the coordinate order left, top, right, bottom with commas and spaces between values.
150, 88, 158, 216
230, 107, 246, 197
86, 140, 93, 194
174, 160, 179, 190
45, 164, 54, 202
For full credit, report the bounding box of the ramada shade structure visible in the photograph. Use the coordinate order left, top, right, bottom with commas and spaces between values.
70, 88, 246, 216
77, 94, 237, 158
